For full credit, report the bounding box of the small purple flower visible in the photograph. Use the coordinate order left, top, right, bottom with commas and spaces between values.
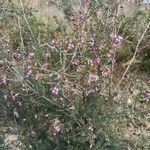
99, 42, 106, 49
87, 59, 94, 66
45, 53, 50, 60
112, 43, 118, 48
146, 92, 150, 100
1, 76, 7, 85
13, 53, 21, 60
86, 58, 100, 66
67, 43, 75, 51
93, 58, 100, 65
51, 87, 60, 95
110, 32, 117, 39
101, 68, 111, 77
88, 73, 99, 83
110, 58, 116, 64
3, 78, 7, 84
71, 58, 80, 65
115, 35, 123, 44
28, 52, 35, 60
0, 60, 4, 67
26, 69, 33, 77
27, 65, 32, 70
110, 32, 123, 45
26, 65, 33, 77
69, 16, 75, 21
41, 63, 48, 71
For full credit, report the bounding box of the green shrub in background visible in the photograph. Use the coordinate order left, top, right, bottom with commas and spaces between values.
0, 0, 150, 149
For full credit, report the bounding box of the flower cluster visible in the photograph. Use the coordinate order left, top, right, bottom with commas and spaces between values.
146, 91, 150, 100
26, 66, 33, 77
86, 58, 100, 66
13, 53, 21, 60
50, 87, 60, 95
0, 75, 7, 85
28, 52, 35, 60
110, 32, 123, 45
88, 73, 99, 83
69, 10, 85, 26
0, 60, 4, 67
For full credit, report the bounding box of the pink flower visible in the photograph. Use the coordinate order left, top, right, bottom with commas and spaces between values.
28, 52, 35, 60
146, 92, 150, 100
27, 69, 33, 77
45, 53, 50, 60
110, 32, 123, 44
0, 60, 4, 67
86, 58, 100, 66
26, 66, 33, 77
99, 41, 106, 49
88, 73, 99, 83
87, 59, 94, 66
101, 67, 111, 77
69, 16, 75, 21
71, 58, 80, 65
13, 53, 21, 60
41, 63, 48, 71
115, 35, 123, 44
67, 43, 75, 51
1, 76, 7, 85
110, 58, 116, 64
93, 58, 100, 65
51, 87, 60, 95
110, 32, 117, 39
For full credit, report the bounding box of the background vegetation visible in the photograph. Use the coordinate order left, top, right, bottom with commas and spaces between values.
0, 0, 150, 149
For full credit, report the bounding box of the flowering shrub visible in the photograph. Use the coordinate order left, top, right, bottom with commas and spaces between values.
0, 0, 150, 149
